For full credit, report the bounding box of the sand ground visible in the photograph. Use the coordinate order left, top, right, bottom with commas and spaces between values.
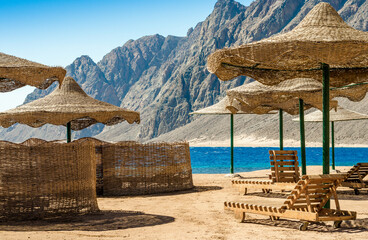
0, 166, 367, 240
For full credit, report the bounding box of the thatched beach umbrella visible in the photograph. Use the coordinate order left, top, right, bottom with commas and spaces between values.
0, 77, 140, 142
208, 2, 368, 177
293, 106, 368, 170
190, 96, 275, 174
226, 78, 348, 175
0, 52, 65, 92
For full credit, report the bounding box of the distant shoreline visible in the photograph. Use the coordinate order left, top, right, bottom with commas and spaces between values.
188, 138, 368, 148
191, 166, 350, 176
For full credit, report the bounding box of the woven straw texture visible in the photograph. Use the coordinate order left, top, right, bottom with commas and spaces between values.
293, 106, 368, 122
40, 137, 193, 196
72, 138, 111, 196
226, 79, 345, 115
191, 96, 277, 115
207, 3, 368, 86
0, 140, 99, 220
0, 52, 66, 92
0, 77, 140, 130
102, 141, 193, 196
20, 138, 48, 146
214, 64, 368, 87
190, 96, 264, 115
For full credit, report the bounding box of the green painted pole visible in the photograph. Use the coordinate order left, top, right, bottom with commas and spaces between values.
279, 109, 283, 150
67, 122, 72, 143
299, 99, 306, 175
322, 63, 330, 209
230, 114, 234, 174
331, 121, 335, 170
322, 63, 330, 175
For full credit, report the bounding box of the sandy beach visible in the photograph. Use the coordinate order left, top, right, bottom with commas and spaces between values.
0, 166, 367, 240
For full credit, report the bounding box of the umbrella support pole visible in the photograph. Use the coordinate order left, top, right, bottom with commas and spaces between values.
67, 122, 72, 143
299, 99, 306, 175
230, 114, 234, 174
279, 109, 283, 150
331, 121, 335, 170
322, 62, 330, 209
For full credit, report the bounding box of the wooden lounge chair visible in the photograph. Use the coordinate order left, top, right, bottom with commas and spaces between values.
232, 150, 299, 194
341, 163, 368, 195
225, 174, 356, 231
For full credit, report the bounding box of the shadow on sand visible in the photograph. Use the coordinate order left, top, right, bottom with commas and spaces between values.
101, 185, 223, 199
244, 189, 367, 200
150, 185, 223, 196
241, 217, 368, 232
0, 210, 175, 231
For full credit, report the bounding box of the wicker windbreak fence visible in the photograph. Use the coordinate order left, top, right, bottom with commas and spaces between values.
102, 141, 193, 196
69, 138, 193, 196
72, 138, 109, 196
0, 140, 99, 220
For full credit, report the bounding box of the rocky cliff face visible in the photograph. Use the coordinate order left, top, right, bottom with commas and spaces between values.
1, 0, 368, 143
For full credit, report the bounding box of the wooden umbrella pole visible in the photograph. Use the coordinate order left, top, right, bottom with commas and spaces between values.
322, 62, 330, 209
67, 122, 72, 143
331, 121, 335, 170
230, 114, 234, 174
279, 109, 283, 150
299, 99, 306, 175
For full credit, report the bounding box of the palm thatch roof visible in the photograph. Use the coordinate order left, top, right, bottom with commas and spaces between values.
190, 96, 277, 115
0, 77, 140, 130
207, 3, 368, 87
293, 106, 368, 122
0, 52, 66, 92
226, 79, 346, 115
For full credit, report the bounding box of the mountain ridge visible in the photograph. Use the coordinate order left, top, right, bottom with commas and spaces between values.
2, 0, 368, 144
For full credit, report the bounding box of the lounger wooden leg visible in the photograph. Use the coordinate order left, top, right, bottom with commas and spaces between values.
354, 189, 360, 195
244, 188, 248, 195
333, 221, 342, 229
299, 222, 309, 231
234, 211, 246, 223
269, 216, 279, 221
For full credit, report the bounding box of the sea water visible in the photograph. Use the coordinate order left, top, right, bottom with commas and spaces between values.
190, 147, 368, 174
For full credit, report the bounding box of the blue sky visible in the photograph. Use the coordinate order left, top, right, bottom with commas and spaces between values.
0, 0, 253, 111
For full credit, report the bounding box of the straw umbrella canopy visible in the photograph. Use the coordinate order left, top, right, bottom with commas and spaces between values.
191, 96, 250, 174
191, 96, 240, 115
208, 2, 368, 177
226, 78, 351, 175
226, 79, 344, 114
0, 77, 140, 142
0, 52, 66, 92
293, 106, 368, 170
190, 96, 275, 174
227, 79, 368, 115
207, 3, 368, 86
227, 79, 368, 174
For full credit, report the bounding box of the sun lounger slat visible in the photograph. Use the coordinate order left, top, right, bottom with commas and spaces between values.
269, 155, 299, 160
294, 199, 323, 204
270, 161, 297, 166
271, 167, 298, 171
225, 175, 356, 228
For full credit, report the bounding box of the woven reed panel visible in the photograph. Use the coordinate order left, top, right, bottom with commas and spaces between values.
102, 142, 193, 196
72, 138, 110, 196
0, 140, 99, 220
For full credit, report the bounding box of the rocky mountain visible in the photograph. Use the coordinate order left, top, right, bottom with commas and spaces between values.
1, 0, 368, 144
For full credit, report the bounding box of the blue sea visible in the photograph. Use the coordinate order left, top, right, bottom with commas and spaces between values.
190, 147, 368, 174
